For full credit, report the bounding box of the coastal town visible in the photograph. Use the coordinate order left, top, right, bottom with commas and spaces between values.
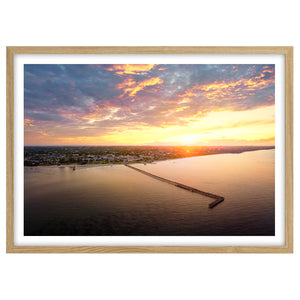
24, 145, 275, 167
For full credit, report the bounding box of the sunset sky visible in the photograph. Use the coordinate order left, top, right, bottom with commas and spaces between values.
24, 64, 275, 146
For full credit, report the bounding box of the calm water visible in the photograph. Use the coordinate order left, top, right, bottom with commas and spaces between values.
24, 149, 275, 236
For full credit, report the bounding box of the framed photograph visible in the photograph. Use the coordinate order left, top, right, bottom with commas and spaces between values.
6, 47, 293, 253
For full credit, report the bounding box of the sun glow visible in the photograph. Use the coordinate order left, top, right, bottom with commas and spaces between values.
163, 134, 203, 146
25, 104, 275, 146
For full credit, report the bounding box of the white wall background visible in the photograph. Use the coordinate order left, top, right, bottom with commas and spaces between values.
0, 1, 298, 299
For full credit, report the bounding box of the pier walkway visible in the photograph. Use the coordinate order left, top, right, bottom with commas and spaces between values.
125, 164, 224, 208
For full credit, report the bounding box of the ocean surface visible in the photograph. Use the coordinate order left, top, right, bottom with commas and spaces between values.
24, 149, 275, 236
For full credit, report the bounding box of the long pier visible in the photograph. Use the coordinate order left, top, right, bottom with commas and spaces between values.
125, 164, 224, 208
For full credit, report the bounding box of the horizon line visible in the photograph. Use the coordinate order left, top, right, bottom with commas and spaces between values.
24, 144, 276, 147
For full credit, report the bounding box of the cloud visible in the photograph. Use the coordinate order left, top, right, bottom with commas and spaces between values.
26, 111, 68, 122
178, 67, 274, 104
105, 64, 156, 75
116, 76, 163, 101
24, 118, 34, 127
24, 64, 275, 145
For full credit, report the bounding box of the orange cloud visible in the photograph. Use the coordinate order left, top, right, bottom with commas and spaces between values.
116, 77, 163, 100
105, 64, 156, 75
24, 118, 34, 127
179, 69, 275, 103
37, 131, 49, 136
160, 106, 190, 115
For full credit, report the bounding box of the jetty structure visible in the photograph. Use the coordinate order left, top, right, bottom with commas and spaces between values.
125, 164, 224, 208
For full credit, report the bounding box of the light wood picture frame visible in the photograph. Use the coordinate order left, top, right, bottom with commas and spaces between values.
6, 46, 293, 253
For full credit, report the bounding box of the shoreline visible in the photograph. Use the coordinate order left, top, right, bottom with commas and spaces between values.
24, 147, 275, 168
